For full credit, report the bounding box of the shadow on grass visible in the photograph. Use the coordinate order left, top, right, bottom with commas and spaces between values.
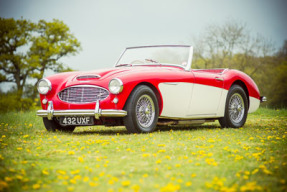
70, 123, 221, 136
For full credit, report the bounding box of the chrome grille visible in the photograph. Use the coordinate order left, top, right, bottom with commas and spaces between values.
58, 85, 109, 103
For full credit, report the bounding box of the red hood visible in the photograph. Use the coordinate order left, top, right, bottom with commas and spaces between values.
46, 65, 184, 89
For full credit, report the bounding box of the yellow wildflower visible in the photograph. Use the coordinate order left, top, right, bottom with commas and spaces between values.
142, 153, 150, 158
4, 177, 13, 182
42, 169, 49, 175
83, 176, 89, 182
32, 183, 41, 190
240, 182, 262, 191
160, 183, 180, 192
89, 182, 98, 187
68, 151, 75, 155
122, 180, 130, 187
57, 170, 66, 175
71, 170, 80, 175
78, 157, 84, 163
132, 184, 140, 192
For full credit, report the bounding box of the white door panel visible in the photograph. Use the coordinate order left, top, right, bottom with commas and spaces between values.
159, 82, 193, 118
188, 84, 223, 116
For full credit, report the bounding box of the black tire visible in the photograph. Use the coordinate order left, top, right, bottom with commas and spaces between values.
219, 85, 248, 128
124, 85, 159, 133
43, 118, 76, 133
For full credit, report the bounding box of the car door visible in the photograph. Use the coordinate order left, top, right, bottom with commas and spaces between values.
158, 70, 195, 119
159, 82, 194, 118
187, 71, 224, 117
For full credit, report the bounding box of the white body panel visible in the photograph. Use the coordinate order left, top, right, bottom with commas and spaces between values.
248, 97, 260, 113
159, 83, 226, 119
215, 89, 228, 117
187, 84, 224, 117
159, 82, 193, 118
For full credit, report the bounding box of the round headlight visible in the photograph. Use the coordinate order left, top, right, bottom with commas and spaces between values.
37, 79, 52, 95
109, 78, 123, 94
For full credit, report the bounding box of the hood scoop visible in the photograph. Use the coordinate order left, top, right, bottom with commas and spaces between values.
76, 74, 101, 80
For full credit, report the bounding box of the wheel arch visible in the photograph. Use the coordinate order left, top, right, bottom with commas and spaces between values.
123, 82, 163, 115
230, 80, 250, 108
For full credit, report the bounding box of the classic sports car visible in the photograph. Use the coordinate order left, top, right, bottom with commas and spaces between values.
37, 45, 266, 133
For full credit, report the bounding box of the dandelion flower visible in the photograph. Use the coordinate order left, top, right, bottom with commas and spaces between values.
122, 180, 130, 187
32, 183, 41, 190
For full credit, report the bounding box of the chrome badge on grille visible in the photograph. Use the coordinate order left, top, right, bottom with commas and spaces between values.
58, 85, 109, 103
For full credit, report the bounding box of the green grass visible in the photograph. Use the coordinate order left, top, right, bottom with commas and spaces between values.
0, 108, 286, 192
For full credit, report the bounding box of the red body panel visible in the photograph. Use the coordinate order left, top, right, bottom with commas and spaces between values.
40, 66, 260, 116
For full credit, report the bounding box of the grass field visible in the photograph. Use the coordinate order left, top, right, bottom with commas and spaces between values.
0, 108, 286, 192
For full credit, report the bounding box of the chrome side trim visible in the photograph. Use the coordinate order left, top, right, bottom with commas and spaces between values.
163, 82, 179, 85
215, 77, 224, 81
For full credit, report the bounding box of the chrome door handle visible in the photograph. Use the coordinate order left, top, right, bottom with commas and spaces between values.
215, 77, 224, 81
164, 82, 178, 85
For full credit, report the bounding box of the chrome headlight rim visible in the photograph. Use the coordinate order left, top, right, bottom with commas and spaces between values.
109, 78, 123, 94
37, 78, 52, 95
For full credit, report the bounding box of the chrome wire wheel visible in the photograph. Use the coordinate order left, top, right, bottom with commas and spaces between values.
228, 93, 245, 124
136, 94, 155, 129
124, 85, 159, 133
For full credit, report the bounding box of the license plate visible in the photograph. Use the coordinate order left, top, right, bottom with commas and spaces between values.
59, 116, 94, 126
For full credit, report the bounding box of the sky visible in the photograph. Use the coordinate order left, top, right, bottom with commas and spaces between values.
0, 0, 286, 88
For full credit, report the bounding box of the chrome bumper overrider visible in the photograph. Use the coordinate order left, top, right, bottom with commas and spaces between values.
37, 101, 127, 120
260, 96, 267, 103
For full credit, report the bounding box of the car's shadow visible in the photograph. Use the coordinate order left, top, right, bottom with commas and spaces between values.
71, 124, 221, 136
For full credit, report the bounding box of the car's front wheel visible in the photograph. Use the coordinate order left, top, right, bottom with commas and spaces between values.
43, 118, 76, 133
124, 85, 159, 133
219, 85, 248, 128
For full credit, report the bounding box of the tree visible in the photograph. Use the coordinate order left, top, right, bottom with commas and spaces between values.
0, 18, 81, 101
192, 20, 275, 77
28, 19, 81, 98
0, 18, 34, 99
191, 20, 287, 108
267, 41, 287, 108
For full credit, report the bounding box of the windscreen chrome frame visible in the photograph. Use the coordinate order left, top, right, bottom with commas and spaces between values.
115, 45, 193, 71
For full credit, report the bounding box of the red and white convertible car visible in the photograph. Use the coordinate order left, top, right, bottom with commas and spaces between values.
37, 45, 266, 133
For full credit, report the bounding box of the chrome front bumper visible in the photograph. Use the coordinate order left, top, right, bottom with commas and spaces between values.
37, 101, 127, 120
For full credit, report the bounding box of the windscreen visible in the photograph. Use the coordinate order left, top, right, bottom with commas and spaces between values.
116, 46, 191, 68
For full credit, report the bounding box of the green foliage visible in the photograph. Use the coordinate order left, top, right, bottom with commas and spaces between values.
0, 17, 81, 105
192, 21, 287, 108
264, 42, 287, 108
0, 89, 39, 112
0, 108, 286, 191
0, 18, 34, 99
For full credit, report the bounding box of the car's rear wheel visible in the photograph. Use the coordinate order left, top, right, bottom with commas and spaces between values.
219, 85, 248, 128
124, 85, 159, 133
43, 118, 76, 133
